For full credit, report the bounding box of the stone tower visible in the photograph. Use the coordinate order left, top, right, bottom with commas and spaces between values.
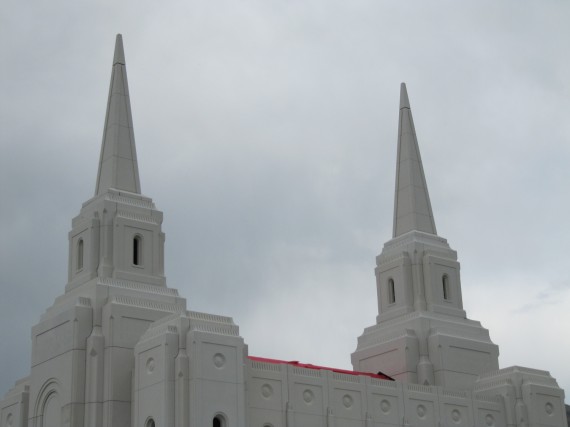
351, 83, 500, 390
26, 34, 188, 427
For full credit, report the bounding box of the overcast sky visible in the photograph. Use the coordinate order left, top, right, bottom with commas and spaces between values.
1, 1, 569, 399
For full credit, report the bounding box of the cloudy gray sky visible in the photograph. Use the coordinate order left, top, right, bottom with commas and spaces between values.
1, 1, 569, 399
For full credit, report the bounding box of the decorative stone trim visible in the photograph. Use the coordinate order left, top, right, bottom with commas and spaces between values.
406, 383, 434, 393
369, 378, 397, 388
473, 378, 513, 391
331, 372, 361, 383
98, 277, 179, 296
441, 389, 468, 398
139, 323, 178, 341
188, 322, 239, 336
77, 297, 92, 307
117, 210, 159, 224
106, 193, 155, 209
109, 295, 185, 313
477, 366, 550, 379
187, 310, 235, 324
250, 360, 281, 372
291, 366, 321, 377
475, 393, 503, 403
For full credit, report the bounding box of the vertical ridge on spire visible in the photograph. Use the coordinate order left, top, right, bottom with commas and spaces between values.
95, 34, 141, 195
392, 83, 437, 237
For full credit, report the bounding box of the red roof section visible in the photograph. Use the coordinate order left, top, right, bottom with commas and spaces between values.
248, 356, 394, 381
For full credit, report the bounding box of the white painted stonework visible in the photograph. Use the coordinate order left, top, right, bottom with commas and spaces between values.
1, 35, 567, 427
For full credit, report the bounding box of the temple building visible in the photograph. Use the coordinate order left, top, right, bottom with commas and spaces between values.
1, 35, 567, 427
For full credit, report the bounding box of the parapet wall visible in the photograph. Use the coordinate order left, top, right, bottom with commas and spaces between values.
475, 366, 567, 427
247, 359, 506, 427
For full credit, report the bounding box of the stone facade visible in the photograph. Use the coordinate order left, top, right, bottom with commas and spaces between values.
1, 35, 567, 427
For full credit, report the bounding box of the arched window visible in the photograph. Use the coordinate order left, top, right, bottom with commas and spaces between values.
133, 235, 142, 266
442, 274, 450, 300
388, 278, 395, 304
213, 414, 226, 427
42, 392, 61, 427
33, 379, 62, 427
77, 239, 84, 271
145, 418, 155, 427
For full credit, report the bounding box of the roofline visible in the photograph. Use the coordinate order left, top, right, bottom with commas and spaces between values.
248, 356, 394, 381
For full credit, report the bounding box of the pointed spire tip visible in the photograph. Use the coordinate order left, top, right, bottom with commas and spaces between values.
393, 83, 437, 237
400, 82, 410, 110
96, 33, 140, 196
113, 34, 125, 65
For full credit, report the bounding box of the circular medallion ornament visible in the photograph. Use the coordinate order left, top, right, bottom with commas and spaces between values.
485, 414, 495, 426
380, 399, 391, 414
213, 353, 226, 368
416, 404, 426, 419
261, 384, 273, 399
146, 358, 155, 374
451, 409, 461, 423
545, 402, 554, 415
303, 389, 314, 404
342, 394, 353, 408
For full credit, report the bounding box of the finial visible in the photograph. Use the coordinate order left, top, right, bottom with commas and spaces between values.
400, 82, 410, 110
113, 34, 125, 65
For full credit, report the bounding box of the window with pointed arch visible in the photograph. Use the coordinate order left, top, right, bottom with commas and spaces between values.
77, 239, 84, 271
388, 278, 396, 304
442, 274, 451, 301
133, 235, 143, 266
145, 418, 155, 427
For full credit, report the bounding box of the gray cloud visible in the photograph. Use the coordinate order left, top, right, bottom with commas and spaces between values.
512, 280, 570, 313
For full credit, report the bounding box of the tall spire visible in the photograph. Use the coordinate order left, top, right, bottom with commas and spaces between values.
95, 34, 141, 195
392, 83, 436, 237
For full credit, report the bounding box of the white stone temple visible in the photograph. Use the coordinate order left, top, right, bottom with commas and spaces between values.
1, 34, 567, 427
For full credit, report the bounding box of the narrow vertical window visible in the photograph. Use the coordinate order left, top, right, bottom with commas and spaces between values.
388, 278, 395, 304
213, 416, 223, 427
145, 419, 155, 427
442, 274, 450, 300
77, 239, 84, 271
133, 235, 141, 266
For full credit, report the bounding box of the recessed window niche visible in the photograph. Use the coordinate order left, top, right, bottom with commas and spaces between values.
388, 278, 395, 304
133, 235, 142, 266
442, 274, 450, 300
77, 239, 84, 271
213, 415, 226, 427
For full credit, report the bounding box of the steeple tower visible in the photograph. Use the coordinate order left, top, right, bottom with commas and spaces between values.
95, 34, 141, 196
352, 84, 499, 389
65, 35, 166, 290
22, 35, 187, 427
393, 83, 436, 237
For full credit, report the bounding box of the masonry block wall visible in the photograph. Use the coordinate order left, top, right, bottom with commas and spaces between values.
246, 358, 509, 427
